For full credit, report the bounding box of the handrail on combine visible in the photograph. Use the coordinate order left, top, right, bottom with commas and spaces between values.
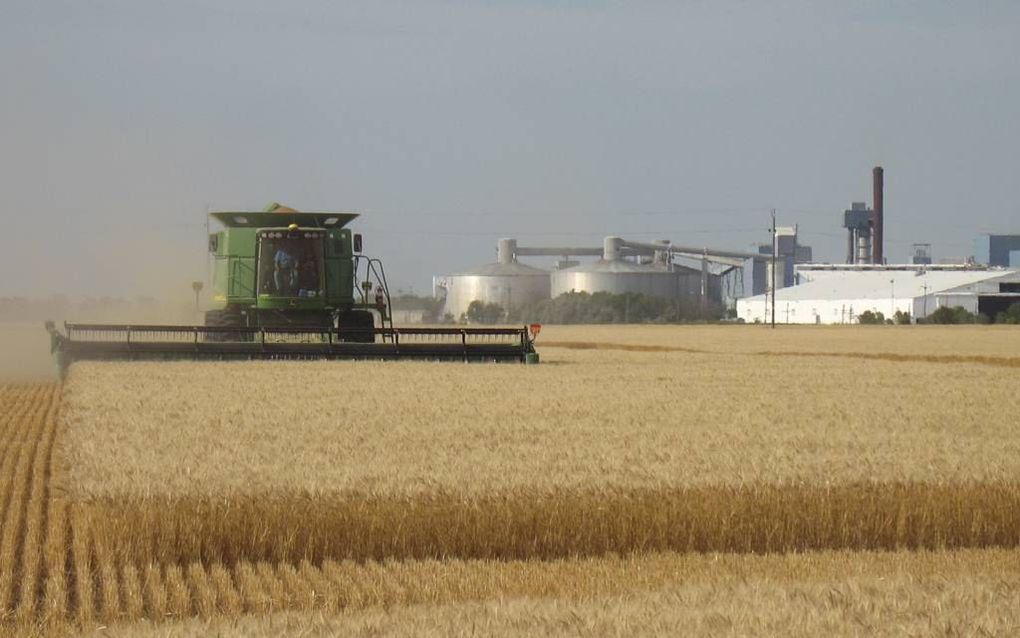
352, 255, 393, 332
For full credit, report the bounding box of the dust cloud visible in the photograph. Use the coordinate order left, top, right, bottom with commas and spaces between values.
0, 323, 54, 381
1, 227, 210, 382
0, 297, 204, 382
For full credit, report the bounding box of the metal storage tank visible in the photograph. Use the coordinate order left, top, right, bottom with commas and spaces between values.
551, 259, 702, 299
440, 239, 551, 319
550, 238, 702, 299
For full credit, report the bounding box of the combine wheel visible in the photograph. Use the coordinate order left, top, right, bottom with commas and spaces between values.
204, 309, 253, 342
337, 311, 376, 343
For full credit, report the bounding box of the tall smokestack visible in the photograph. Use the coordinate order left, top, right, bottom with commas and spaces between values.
872, 166, 884, 265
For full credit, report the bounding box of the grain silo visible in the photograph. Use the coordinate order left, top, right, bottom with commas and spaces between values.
439, 239, 551, 319
550, 237, 702, 299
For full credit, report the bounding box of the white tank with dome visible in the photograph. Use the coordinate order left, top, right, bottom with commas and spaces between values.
439, 239, 551, 319
550, 237, 702, 299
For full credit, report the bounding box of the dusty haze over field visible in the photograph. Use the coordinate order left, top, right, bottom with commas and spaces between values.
0, 324, 52, 381
1, 2, 1019, 299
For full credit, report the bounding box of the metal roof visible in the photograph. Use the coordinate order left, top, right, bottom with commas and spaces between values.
210, 211, 359, 229
556, 259, 672, 274
449, 261, 549, 277
746, 268, 1018, 302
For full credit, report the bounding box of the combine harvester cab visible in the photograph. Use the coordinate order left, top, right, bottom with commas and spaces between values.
47, 204, 539, 374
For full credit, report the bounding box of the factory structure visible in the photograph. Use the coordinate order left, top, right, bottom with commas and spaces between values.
736, 264, 1020, 324
841, 167, 886, 265
434, 166, 1020, 324
736, 166, 1020, 323
975, 234, 1020, 268
746, 225, 813, 295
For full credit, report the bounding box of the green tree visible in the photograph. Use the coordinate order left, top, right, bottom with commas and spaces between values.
996, 303, 1020, 325
858, 310, 885, 325
507, 291, 725, 324
466, 300, 505, 324
929, 306, 958, 324
929, 305, 979, 324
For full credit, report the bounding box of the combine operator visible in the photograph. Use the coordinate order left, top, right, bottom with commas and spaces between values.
273, 244, 298, 294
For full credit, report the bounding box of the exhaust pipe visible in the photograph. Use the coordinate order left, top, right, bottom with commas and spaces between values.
872, 166, 884, 265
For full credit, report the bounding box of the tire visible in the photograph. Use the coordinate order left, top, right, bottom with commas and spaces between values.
204, 308, 252, 342
337, 310, 376, 343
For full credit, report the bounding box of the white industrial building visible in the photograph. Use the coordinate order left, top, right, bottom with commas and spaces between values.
737, 265, 1020, 324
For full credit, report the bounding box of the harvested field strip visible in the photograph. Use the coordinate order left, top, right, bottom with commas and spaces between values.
0, 386, 45, 523
754, 350, 1020, 368
538, 325, 1020, 358
541, 340, 707, 354
13, 385, 59, 623
0, 385, 57, 621
72, 482, 1020, 566
543, 340, 1020, 368
0, 384, 61, 632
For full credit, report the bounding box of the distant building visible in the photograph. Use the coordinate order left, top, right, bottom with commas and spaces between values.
911, 243, 932, 265
749, 225, 812, 295
736, 264, 1020, 324
843, 202, 873, 264
974, 234, 1020, 267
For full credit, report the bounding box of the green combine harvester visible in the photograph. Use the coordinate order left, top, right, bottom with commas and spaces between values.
47, 204, 539, 372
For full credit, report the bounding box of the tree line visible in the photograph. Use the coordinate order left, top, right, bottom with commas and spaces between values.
464, 291, 726, 325
858, 303, 1020, 325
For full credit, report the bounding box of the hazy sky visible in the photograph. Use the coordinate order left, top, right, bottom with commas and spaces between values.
2, 1, 1018, 299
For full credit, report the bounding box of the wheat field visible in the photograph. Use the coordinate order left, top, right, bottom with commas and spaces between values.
540, 323, 1020, 358
2, 325, 1020, 634
59, 327, 1020, 566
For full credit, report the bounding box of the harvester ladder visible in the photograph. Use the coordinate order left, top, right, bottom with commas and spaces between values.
353, 255, 394, 340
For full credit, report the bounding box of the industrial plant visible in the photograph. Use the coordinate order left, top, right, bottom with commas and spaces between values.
738, 166, 1020, 323
434, 237, 765, 320
435, 166, 1020, 324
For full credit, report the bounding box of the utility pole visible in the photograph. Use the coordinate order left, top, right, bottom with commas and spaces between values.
921, 283, 930, 321
890, 278, 895, 321
770, 209, 777, 329
204, 204, 211, 286
700, 248, 709, 316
